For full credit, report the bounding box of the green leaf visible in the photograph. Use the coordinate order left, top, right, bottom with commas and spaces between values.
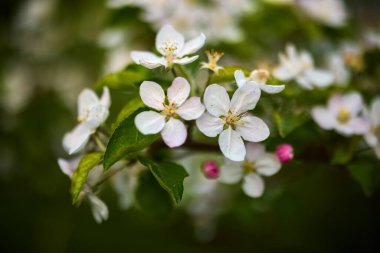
274, 111, 309, 138
331, 138, 359, 165
95, 64, 149, 91
103, 109, 159, 170
71, 152, 103, 204
111, 97, 145, 132
347, 160, 379, 197
135, 170, 173, 219
209, 66, 250, 84
138, 157, 189, 205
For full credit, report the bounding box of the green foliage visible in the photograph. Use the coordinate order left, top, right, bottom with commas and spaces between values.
347, 159, 379, 197
331, 138, 359, 165
135, 170, 173, 219
209, 66, 250, 84
138, 157, 189, 205
103, 109, 159, 170
95, 64, 150, 91
71, 152, 103, 204
111, 97, 145, 132
274, 111, 309, 138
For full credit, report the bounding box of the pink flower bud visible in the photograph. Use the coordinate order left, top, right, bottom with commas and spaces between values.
276, 144, 294, 164
201, 161, 220, 179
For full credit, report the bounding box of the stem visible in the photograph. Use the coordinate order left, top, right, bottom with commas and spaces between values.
94, 133, 106, 152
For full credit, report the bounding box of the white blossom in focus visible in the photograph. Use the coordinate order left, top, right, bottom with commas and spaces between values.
363, 97, 380, 159
135, 77, 205, 147
196, 84, 269, 161
219, 143, 281, 198
311, 92, 369, 136
234, 69, 285, 94
131, 25, 206, 69
273, 44, 334, 89
62, 87, 111, 155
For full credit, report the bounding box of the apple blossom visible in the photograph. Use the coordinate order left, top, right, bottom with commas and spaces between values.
62, 87, 110, 155
57, 158, 109, 223
135, 77, 205, 147
131, 24, 206, 69
363, 97, 380, 159
201, 50, 224, 74
273, 44, 333, 89
311, 92, 369, 136
196, 83, 269, 161
219, 143, 281, 198
234, 69, 285, 94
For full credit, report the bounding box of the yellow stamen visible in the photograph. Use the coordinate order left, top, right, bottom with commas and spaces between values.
337, 107, 351, 124
201, 50, 224, 74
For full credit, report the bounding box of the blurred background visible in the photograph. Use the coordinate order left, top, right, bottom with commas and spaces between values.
1, 0, 380, 252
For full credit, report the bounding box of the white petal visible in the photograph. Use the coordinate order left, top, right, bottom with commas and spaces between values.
342, 92, 363, 116
139, 81, 165, 110
161, 118, 187, 148
305, 69, 334, 87
364, 132, 378, 147
100, 87, 111, 109
172, 55, 199, 65
256, 154, 281, 176
272, 66, 293, 81
219, 160, 243, 184
230, 84, 261, 116
235, 114, 270, 142
242, 173, 265, 198
57, 158, 79, 178
348, 117, 370, 134
234, 70, 247, 87
167, 77, 190, 106
328, 94, 343, 114
335, 124, 355, 136
155, 25, 184, 55
88, 194, 109, 224
86, 104, 109, 129
78, 88, 99, 119
134, 111, 166, 134
178, 33, 206, 57
63, 124, 93, 155
296, 75, 313, 89
177, 97, 205, 120
218, 127, 246, 161
245, 143, 266, 162
196, 112, 224, 137
311, 106, 337, 130
131, 51, 166, 69
260, 84, 285, 94
203, 84, 230, 117
371, 98, 380, 125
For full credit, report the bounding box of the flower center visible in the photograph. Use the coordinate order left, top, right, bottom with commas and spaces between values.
162, 103, 177, 118
243, 160, 256, 175
222, 111, 241, 128
160, 40, 178, 61
249, 69, 269, 83
337, 107, 351, 124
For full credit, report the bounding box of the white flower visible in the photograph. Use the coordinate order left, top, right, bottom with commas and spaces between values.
219, 143, 281, 198
131, 25, 206, 69
135, 77, 205, 147
57, 158, 109, 223
234, 69, 285, 94
62, 87, 111, 155
327, 53, 350, 86
363, 97, 380, 159
196, 84, 269, 161
273, 44, 334, 89
297, 0, 347, 27
311, 92, 369, 136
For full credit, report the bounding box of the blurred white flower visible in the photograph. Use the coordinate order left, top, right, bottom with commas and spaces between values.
297, 0, 347, 27
135, 77, 205, 147
220, 143, 281, 198
196, 84, 269, 161
63, 87, 111, 154
327, 53, 350, 86
365, 30, 380, 49
273, 44, 334, 89
363, 98, 380, 159
57, 158, 109, 223
131, 25, 205, 69
263, 0, 295, 5
234, 69, 285, 94
311, 92, 369, 136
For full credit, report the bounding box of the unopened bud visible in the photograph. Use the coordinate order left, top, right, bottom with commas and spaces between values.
275, 144, 294, 164
201, 161, 220, 179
